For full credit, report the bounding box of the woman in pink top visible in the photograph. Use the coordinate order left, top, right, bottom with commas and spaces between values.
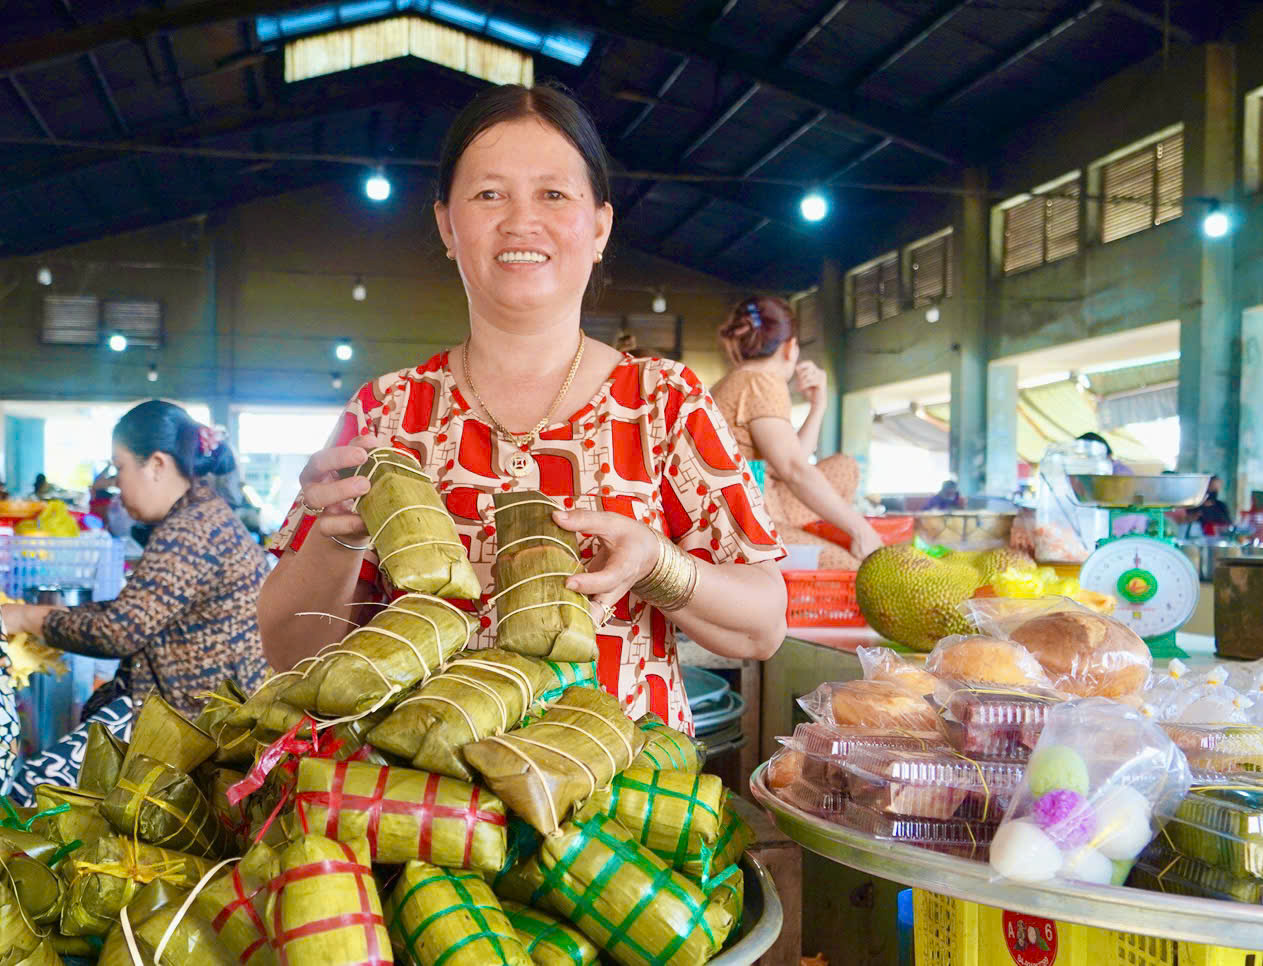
257, 84, 787, 732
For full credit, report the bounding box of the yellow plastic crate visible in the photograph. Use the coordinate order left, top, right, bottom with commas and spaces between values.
1179, 943, 1263, 966
913, 889, 1172, 966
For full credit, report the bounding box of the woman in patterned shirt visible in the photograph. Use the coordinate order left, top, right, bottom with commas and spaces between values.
259, 84, 788, 732
1, 401, 270, 718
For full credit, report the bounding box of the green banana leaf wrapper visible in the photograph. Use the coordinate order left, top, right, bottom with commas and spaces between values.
484, 819, 547, 907
62, 835, 216, 937
0, 869, 46, 966
520, 661, 600, 727
9, 940, 59, 966
463, 686, 645, 837
383, 860, 531, 966
101, 755, 230, 859
30, 786, 111, 847
492, 492, 596, 663
698, 795, 755, 887
79, 721, 129, 795
587, 768, 724, 874
367, 648, 546, 780
49, 933, 102, 957
356, 447, 481, 599
535, 805, 736, 966
204, 768, 250, 854
501, 900, 599, 966
282, 593, 472, 717
629, 714, 703, 773
194, 680, 256, 766
226, 676, 306, 744
124, 695, 218, 776
98, 878, 235, 966
264, 834, 391, 966
700, 865, 744, 935
191, 841, 279, 966
291, 757, 506, 871
0, 831, 67, 927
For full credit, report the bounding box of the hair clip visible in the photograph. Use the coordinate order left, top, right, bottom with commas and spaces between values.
745, 300, 763, 329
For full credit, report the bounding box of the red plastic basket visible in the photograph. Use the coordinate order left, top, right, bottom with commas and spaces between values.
783, 569, 866, 627
802, 516, 915, 551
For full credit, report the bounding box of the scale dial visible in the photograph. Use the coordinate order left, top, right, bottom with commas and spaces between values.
1078, 536, 1200, 639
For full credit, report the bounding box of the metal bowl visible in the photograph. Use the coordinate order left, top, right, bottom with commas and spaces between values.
1068, 474, 1210, 508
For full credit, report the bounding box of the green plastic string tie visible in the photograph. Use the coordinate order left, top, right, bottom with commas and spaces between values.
46, 839, 83, 869
913, 536, 951, 558
0, 796, 69, 833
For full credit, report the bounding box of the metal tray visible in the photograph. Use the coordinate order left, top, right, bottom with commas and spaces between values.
1069, 474, 1210, 509
711, 852, 785, 965
751, 763, 1263, 949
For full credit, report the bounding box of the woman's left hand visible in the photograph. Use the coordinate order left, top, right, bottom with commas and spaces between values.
794, 361, 827, 407
1, 603, 57, 638
552, 509, 661, 625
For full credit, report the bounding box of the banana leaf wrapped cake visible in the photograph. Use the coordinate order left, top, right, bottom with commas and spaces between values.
191, 841, 279, 966
227, 675, 307, 743
588, 768, 724, 874
125, 695, 218, 775
98, 878, 234, 966
79, 721, 129, 795
491, 492, 596, 662
0, 874, 45, 966
630, 714, 703, 773
283, 593, 472, 717
368, 648, 545, 780
501, 900, 599, 966
30, 785, 111, 846
264, 834, 392, 966
101, 755, 230, 859
463, 686, 645, 836
384, 861, 531, 966
291, 757, 507, 870
0, 829, 66, 927
535, 805, 736, 966
356, 447, 480, 599
195, 680, 256, 766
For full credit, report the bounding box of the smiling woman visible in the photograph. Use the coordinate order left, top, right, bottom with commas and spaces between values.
257, 83, 787, 732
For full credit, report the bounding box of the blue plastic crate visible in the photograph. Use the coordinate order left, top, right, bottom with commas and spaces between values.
0, 533, 124, 602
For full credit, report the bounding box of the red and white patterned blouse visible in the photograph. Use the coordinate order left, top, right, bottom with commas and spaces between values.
272, 350, 784, 734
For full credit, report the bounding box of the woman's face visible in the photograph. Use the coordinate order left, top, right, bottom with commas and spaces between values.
435, 117, 613, 328
112, 443, 168, 523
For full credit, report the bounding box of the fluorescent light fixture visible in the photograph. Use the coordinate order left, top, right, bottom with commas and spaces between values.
364, 168, 391, 202
107, 333, 128, 352
800, 191, 828, 222
335, 340, 354, 361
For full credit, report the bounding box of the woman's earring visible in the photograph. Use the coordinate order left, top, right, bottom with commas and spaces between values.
594, 251, 603, 263
446, 249, 455, 260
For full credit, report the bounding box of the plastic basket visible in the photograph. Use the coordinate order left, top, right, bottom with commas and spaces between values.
0, 533, 125, 602
912, 888, 1181, 966
802, 515, 916, 551
782, 569, 865, 627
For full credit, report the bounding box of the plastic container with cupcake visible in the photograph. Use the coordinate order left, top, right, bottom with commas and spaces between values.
931, 679, 1065, 761
838, 746, 1027, 823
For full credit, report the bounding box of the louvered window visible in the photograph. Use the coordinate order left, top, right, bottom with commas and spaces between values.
850, 253, 899, 327
1002, 179, 1080, 275
41, 296, 99, 345
103, 299, 163, 347
581, 314, 681, 357
910, 233, 952, 307
1102, 132, 1183, 242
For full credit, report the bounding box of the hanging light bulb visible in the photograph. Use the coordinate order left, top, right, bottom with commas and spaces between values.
36, 265, 52, 286
925, 305, 941, 324
364, 167, 391, 202
147, 363, 159, 383
107, 333, 128, 352
331, 372, 344, 390
1202, 202, 1230, 239
652, 290, 667, 314
352, 277, 367, 301
335, 339, 353, 362
799, 190, 829, 222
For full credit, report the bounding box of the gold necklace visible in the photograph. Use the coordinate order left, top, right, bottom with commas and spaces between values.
462, 330, 586, 478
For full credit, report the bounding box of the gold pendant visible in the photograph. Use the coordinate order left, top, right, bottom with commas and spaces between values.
508, 451, 532, 478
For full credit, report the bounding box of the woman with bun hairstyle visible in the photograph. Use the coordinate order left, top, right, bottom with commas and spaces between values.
711, 296, 883, 563
1, 400, 270, 721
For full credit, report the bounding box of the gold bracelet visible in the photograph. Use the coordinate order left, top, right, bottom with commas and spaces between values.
634, 533, 699, 611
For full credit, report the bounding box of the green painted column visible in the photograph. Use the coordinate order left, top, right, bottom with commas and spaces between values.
949, 168, 989, 496
841, 392, 873, 498
817, 258, 844, 457
1240, 308, 1263, 511
1178, 44, 1240, 506
986, 364, 1019, 498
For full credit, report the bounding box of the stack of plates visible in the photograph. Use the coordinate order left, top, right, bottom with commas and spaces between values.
683, 665, 746, 757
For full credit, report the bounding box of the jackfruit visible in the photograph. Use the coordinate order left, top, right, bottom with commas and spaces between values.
855, 544, 982, 651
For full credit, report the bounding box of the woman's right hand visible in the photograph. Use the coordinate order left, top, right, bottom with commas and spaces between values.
853, 522, 885, 561
296, 433, 390, 542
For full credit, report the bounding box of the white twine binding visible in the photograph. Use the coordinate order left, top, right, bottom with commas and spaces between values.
150, 857, 239, 963
484, 737, 562, 832
496, 599, 593, 628
486, 571, 581, 605
495, 534, 580, 560
487, 497, 564, 516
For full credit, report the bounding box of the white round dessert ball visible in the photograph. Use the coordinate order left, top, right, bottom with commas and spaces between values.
1059, 845, 1113, 885
990, 819, 1063, 882
1092, 785, 1154, 860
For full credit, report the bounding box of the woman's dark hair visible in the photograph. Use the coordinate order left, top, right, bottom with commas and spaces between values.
718, 296, 799, 366
1077, 431, 1113, 458
436, 83, 612, 294
113, 400, 234, 479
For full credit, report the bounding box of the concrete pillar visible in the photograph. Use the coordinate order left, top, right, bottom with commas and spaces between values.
841, 392, 872, 499
1240, 308, 1263, 511
949, 168, 989, 496
1178, 44, 1240, 506
209, 214, 240, 432
986, 364, 1019, 498
816, 258, 845, 457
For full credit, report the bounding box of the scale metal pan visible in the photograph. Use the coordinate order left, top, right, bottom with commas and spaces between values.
1069, 474, 1210, 509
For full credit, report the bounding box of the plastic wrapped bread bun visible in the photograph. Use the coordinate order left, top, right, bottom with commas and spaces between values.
925, 635, 1052, 688
856, 646, 940, 696
1009, 610, 1151, 698
798, 680, 939, 732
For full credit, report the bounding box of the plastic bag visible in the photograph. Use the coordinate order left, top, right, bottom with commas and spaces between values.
797, 680, 939, 732
989, 698, 1190, 884
961, 596, 1151, 698
930, 678, 1065, 761
856, 646, 940, 696
14, 500, 79, 537
924, 635, 1052, 688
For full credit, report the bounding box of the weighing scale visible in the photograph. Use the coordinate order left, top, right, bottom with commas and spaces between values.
1069, 474, 1209, 659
